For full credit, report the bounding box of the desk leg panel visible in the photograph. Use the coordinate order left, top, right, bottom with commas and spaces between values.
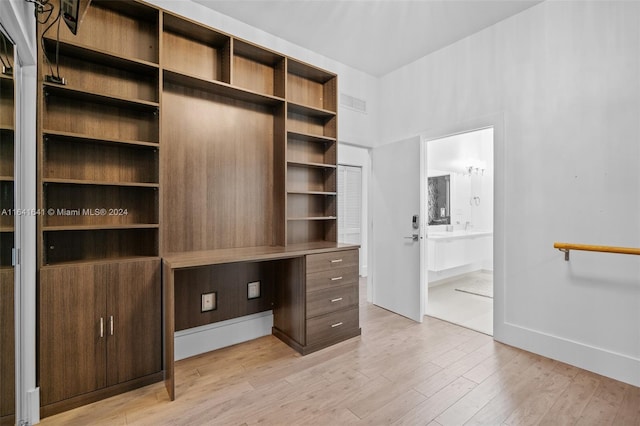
163, 261, 175, 401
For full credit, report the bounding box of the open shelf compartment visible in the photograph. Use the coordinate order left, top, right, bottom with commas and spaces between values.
232, 39, 285, 98
44, 135, 158, 184
54, 0, 159, 64
42, 38, 159, 104
43, 228, 158, 265
287, 59, 337, 112
163, 13, 231, 84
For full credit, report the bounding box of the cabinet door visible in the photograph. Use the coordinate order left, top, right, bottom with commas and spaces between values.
39, 265, 107, 405
1, 269, 15, 419
104, 260, 161, 386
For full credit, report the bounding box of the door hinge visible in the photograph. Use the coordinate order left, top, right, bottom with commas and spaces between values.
12, 248, 19, 266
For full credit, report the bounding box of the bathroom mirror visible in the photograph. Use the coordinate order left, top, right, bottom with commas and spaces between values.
428, 174, 450, 225
0, 27, 15, 424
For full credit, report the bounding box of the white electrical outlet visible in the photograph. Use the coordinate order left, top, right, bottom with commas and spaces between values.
247, 281, 261, 299
201, 292, 216, 312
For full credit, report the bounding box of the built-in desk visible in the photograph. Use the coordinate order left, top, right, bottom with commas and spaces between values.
162, 242, 361, 400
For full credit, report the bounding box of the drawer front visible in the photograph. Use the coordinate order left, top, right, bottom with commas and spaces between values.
306, 249, 359, 274
306, 267, 358, 293
307, 284, 358, 318
306, 306, 359, 344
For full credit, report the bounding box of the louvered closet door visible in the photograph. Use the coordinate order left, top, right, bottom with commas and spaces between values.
337, 165, 362, 246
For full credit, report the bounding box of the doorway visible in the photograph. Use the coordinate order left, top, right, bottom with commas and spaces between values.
424, 127, 494, 335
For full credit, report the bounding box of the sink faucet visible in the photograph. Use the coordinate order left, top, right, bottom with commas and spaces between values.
465, 221, 472, 230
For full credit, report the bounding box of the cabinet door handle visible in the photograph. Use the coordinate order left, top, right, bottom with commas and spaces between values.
109, 315, 114, 336
331, 297, 343, 302
99, 317, 104, 338
331, 322, 343, 328
330, 259, 343, 264
330, 276, 343, 281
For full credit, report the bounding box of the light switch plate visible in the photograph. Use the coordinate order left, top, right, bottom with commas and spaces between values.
201, 292, 216, 312
247, 281, 261, 299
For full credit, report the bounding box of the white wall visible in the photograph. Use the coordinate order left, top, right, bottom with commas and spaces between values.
379, 1, 640, 386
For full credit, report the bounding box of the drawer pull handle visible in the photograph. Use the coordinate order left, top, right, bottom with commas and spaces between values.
330, 259, 343, 264
331, 276, 343, 281
99, 317, 104, 338
109, 315, 114, 336
331, 322, 343, 328
331, 297, 343, 302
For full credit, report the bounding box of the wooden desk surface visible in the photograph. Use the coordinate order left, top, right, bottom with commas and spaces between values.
163, 242, 359, 270
162, 241, 359, 400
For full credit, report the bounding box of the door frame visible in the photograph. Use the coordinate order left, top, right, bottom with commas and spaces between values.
420, 113, 505, 338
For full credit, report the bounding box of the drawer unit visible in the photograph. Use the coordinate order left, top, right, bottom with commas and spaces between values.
306, 284, 358, 318
303, 248, 360, 352
306, 267, 359, 292
306, 249, 359, 274
306, 306, 359, 344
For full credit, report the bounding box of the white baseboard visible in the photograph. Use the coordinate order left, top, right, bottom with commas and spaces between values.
174, 311, 274, 361
495, 322, 640, 387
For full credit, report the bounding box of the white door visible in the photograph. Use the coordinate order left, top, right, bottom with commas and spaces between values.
371, 136, 425, 322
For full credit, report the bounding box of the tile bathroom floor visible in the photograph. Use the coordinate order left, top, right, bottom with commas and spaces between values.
426, 271, 493, 335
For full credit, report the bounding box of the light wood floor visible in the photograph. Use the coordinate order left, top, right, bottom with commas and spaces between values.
40, 279, 640, 426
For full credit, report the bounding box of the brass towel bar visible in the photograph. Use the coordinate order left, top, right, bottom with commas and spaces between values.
554, 242, 640, 261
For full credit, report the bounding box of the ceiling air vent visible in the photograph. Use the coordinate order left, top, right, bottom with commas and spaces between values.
340, 93, 367, 114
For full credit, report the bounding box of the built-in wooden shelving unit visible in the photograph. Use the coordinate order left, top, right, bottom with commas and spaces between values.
36, 0, 354, 417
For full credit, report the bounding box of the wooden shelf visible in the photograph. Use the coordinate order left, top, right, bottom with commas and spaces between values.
163, 69, 284, 106
287, 191, 337, 196
43, 178, 159, 188
0, 176, 13, 182
40, 255, 161, 269
43, 37, 159, 72
43, 130, 159, 149
287, 131, 336, 144
0, 126, 14, 132
0, 227, 14, 232
0, 73, 13, 82
287, 60, 336, 83
288, 102, 336, 119
287, 161, 336, 169
43, 224, 159, 232
288, 217, 337, 221
43, 83, 159, 110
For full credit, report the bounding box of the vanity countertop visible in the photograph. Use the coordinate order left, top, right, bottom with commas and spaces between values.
427, 230, 493, 240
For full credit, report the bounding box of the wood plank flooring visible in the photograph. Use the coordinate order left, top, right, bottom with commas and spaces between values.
39, 279, 640, 425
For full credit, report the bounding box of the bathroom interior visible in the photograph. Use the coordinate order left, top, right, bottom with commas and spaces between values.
425, 127, 494, 335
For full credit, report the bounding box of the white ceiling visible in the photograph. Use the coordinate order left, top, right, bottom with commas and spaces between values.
193, 0, 543, 77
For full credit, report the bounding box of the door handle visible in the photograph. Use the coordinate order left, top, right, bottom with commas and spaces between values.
99, 317, 104, 338
109, 315, 114, 336
404, 234, 419, 241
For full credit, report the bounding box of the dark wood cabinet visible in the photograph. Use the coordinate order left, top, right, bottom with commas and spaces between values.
304, 249, 360, 353
0, 269, 15, 425
105, 261, 161, 386
39, 259, 161, 415
39, 264, 107, 405
36, 0, 359, 413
